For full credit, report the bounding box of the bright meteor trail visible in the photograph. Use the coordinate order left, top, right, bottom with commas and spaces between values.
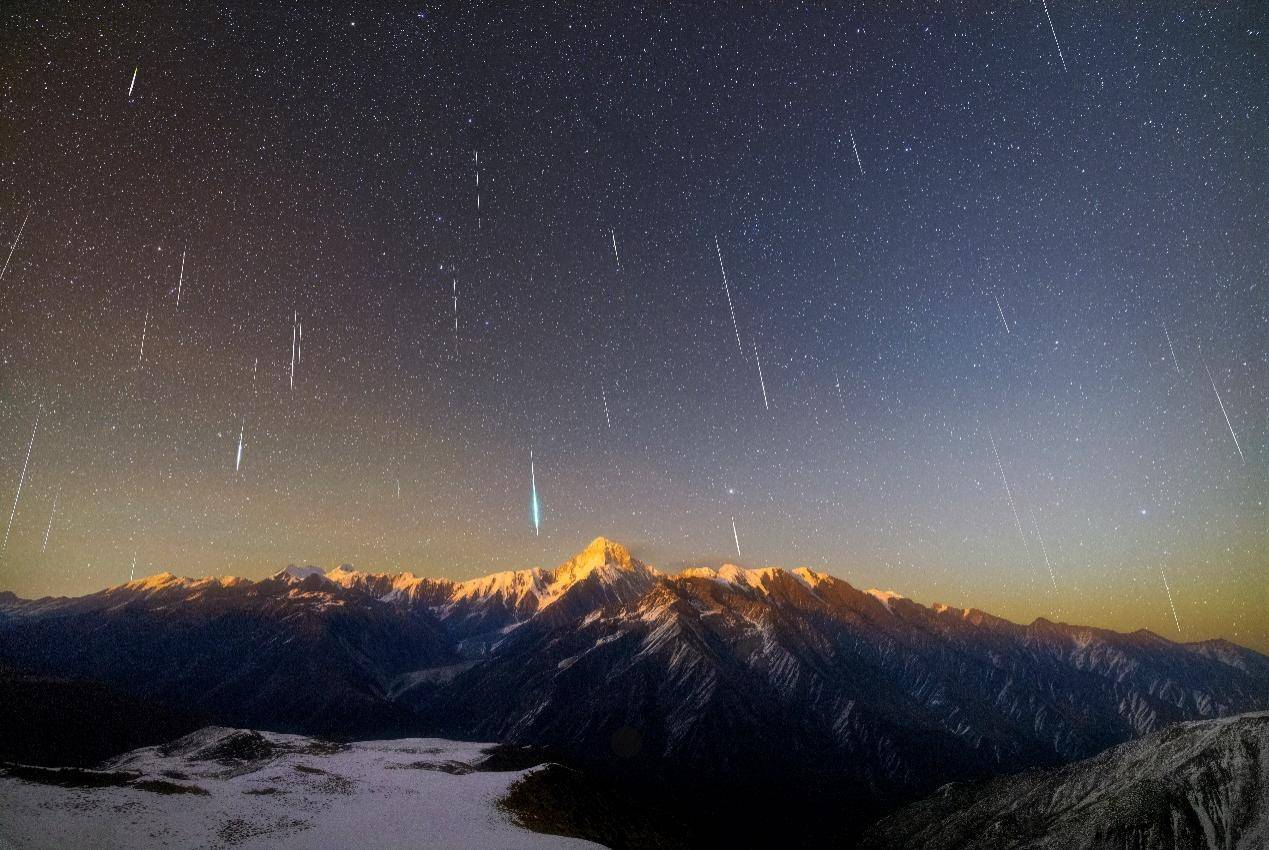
994, 294, 1011, 334
1038, 0, 1068, 72
753, 339, 770, 411
987, 428, 1034, 569
714, 236, 744, 357
1159, 566, 1180, 631
529, 451, 541, 536
1205, 364, 1244, 463
41, 490, 58, 553
290, 311, 298, 390
2, 411, 40, 556
0, 209, 30, 283
138, 310, 150, 365
1162, 322, 1180, 375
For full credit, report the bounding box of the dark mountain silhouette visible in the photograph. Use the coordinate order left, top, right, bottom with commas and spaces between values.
860, 711, 1269, 849
2, 537, 1266, 845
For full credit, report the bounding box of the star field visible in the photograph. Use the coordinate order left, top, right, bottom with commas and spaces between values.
0, 4, 1264, 648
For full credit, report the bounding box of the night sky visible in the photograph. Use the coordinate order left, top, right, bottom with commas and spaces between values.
1, 4, 1264, 650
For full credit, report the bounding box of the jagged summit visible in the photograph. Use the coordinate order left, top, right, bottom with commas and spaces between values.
575, 536, 635, 568
279, 564, 325, 581
554, 536, 651, 582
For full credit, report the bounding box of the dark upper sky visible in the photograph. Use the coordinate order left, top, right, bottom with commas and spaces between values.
0, 3, 1264, 649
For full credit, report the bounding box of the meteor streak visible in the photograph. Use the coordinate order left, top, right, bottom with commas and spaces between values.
601, 385, 612, 428
1159, 566, 1180, 631
41, 490, 58, 553
529, 451, 541, 536
987, 429, 1033, 567
128, 67, 138, 98
1038, 0, 1068, 72
611, 229, 621, 272
1205, 365, 1245, 463
290, 312, 298, 390
1030, 510, 1059, 593
175, 248, 186, 306
714, 236, 744, 356
138, 310, 150, 364
994, 294, 1011, 333
849, 130, 864, 175
0, 209, 30, 283
731, 517, 741, 559
1162, 322, 1180, 374
235, 418, 245, 472
753, 339, 770, 411
3, 412, 39, 555
474, 150, 481, 227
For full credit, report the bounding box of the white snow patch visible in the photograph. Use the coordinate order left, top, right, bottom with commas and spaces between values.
0, 728, 601, 850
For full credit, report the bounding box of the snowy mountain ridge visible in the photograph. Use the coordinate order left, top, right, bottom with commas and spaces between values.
2, 535, 1267, 815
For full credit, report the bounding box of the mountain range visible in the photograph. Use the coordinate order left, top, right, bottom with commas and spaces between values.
2, 536, 1267, 845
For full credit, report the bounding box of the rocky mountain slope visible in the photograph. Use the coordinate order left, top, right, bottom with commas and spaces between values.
859, 710, 1269, 850
2, 537, 1267, 809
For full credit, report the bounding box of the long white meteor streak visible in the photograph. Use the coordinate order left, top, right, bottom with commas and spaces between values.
987, 429, 1033, 566
235, 418, 245, 472
714, 236, 744, 356
1205, 365, 1245, 462
1162, 322, 1180, 375
290, 311, 297, 390
2, 412, 40, 555
1159, 567, 1180, 631
1030, 510, 1058, 593
0, 209, 30, 283
611, 229, 621, 272
452, 277, 458, 336
731, 517, 741, 559
128, 67, 138, 98
849, 130, 864, 175
994, 294, 1011, 333
176, 248, 186, 305
41, 490, 58, 553
1038, 0, 1068, 72
753, 339, 770, 410
138, 310, 150, 364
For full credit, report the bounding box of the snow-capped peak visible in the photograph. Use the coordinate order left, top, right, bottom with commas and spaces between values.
124, 572, 186, 592
279, 565, 326, 581
557, 536, 638, 577
450, 537, 656, 613
866, 588, 906, 609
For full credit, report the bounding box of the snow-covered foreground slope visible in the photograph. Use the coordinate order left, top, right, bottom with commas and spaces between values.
0, 727, 603, 849
860, 711, 1269, 850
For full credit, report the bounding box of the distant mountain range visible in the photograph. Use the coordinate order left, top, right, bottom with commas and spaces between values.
2, 537, 1267, 844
